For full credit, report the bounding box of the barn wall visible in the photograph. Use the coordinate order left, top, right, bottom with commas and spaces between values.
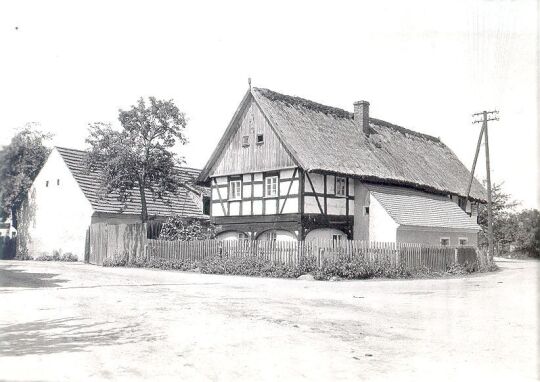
397, 228, 478, 246
368, 195, 398, 242
23, 148, 94, 261
211, 99, 296, 176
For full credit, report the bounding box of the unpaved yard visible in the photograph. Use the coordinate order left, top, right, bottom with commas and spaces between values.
0, 258, 537, 381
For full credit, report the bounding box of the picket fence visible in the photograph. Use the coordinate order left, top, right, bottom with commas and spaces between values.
87, 223, 477, 272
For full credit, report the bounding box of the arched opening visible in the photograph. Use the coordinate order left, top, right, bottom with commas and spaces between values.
215, 230, 249, 241
255, 229, 296, 242
305, 228, 346, 243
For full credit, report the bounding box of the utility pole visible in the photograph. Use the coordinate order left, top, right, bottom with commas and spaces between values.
470, 110, 499, 261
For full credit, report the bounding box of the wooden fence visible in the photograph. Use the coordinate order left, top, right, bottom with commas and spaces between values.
87, 223, 478, 272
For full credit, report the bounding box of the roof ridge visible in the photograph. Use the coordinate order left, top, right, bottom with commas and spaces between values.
253, 87, 352, 119
253, 88, 441, 143
369, 118, 441, 143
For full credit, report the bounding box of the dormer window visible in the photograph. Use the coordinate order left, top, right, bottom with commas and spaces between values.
242, 135, 250, 147
256, 134, 264, 145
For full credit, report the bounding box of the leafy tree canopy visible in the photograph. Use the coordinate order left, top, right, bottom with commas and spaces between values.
0, 124, 52, 221
478, 181, 539, 257
86, 97, 188, 222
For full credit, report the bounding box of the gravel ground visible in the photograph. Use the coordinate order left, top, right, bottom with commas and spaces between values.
0, 258, 537, 381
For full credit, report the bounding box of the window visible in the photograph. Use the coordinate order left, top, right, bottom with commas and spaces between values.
57, 179, 60, 186
229, 180, 241, 200
363, 206, 370, 216
202, 196, 211, 215
45, 180, 49, 187
335, 177, 346, 196
458, 238, 468, 246
440, 238, 450, 246
242, 135, 250, 147
238, 232, 248, 240
256, 134, 264, 144
458, 197, 467, 211
265, 176, 278, 197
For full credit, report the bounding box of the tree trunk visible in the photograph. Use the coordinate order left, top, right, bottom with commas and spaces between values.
139, 184, 148, 223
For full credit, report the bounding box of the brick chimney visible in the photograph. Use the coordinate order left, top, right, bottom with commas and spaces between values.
354, 100, 370, 135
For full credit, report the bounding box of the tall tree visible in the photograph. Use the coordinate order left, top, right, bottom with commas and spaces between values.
86, 97, 187, 222
0, 124, 52, 223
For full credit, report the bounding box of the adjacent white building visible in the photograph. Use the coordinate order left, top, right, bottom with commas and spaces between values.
17, 147, 207, 260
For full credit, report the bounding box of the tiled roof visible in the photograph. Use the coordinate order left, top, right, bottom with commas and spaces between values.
367, 184, 481, 231
56, 147, 207, 218
249, 88, 486, 202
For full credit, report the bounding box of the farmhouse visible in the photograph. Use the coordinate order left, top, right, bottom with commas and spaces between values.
197, 87, 485, 246
18, 147, 208, 260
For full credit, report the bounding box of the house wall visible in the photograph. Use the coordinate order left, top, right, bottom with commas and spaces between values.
368, 194, 398, 242
397, 227, 478, 246
211, 168, 300, 217
23, 148, 94, 260
353, 181, 370, 240
211, 99, 296, 177
303, 172, 354, 216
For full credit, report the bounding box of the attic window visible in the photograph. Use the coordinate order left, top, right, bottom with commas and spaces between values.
242, 135, 250, 147
256, 134, 264, 145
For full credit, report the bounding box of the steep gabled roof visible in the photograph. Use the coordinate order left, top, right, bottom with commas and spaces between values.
55, 147, 206, 218
367, 184, 481, 231
251, 88, 486, 202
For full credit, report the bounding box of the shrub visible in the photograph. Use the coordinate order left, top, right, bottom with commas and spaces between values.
159, 216, 217, 241
34, 251, 79, 262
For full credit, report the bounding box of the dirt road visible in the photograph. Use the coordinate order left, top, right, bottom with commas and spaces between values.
0, 258, 537, 381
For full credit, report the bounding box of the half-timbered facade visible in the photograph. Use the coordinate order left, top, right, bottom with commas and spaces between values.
198, 87, 486, 245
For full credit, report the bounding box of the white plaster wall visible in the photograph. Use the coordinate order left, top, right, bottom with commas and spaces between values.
279, 197, 298, 214
368, 194, 398, 242
264, 199, 277, 215
304, 196, 321, 214
229, 201, 240, 216
326, 197, 347, 215
242, 201, 251, 215
26, 149, 94, 260
305, 228, 346, 242
305, 173, 324, 193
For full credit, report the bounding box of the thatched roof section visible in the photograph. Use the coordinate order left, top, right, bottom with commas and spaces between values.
56, 147, 207, 218
251, 88, 486, 202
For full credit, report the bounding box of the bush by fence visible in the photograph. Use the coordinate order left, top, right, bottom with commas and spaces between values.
89, 223, 482, 278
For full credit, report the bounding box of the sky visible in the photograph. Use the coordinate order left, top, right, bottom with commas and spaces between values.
0, 0, 538, 209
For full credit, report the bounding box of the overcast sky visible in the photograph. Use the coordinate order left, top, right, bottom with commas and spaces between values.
1, 0, 537, 209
